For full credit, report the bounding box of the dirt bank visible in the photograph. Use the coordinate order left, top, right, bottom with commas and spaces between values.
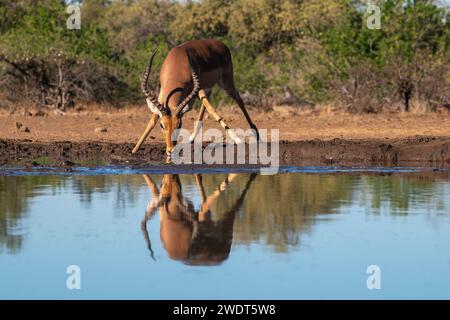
1, 136, 450, 167
1, 108, 450, 167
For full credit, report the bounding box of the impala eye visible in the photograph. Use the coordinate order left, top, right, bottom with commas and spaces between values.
160, 123, 165, 129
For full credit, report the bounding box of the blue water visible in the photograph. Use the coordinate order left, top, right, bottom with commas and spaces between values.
1, 168, 449, 299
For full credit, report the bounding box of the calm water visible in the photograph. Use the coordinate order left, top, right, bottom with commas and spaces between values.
1, 169, 450, 299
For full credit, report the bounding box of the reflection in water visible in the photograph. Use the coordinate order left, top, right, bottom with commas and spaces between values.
0, 176, 68, 254
141, 174, 256, 265
1, 172, 450, 256
1, 171, 450, 299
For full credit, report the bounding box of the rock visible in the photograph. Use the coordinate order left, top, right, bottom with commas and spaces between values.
95, 127, 108, 133
15, 121, 30, 133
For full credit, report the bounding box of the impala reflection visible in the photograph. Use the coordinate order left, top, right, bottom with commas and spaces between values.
141, 173, 256, 265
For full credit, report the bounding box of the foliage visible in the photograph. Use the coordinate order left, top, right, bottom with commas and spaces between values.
0, 0, 448, 111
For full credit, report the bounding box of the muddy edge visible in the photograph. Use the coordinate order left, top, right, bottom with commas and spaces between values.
1, 136, 450, 167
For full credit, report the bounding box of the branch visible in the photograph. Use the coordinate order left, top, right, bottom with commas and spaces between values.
0, 56, 32, 79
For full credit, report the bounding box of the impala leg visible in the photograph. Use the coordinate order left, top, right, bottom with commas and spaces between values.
198, 89, 243, 144
189, 93, 208, 143
142, 174, 160, 199
189, 104, 206, 143
194, 174, 207, 202
132, 113, 159, 154
225, 88, 260, 141
198, 173, 238, 221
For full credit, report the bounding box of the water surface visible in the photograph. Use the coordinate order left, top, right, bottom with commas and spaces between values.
1, 169, 450, 299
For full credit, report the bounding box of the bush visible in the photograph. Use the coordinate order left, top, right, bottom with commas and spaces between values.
0, 0, 448, 112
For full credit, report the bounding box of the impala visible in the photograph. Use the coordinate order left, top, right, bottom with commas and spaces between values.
132, 39, 260, 159
141, 173, 256, 265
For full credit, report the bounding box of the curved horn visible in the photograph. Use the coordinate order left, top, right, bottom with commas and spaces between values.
141, 51, 168, 116
176, 49, 200, 118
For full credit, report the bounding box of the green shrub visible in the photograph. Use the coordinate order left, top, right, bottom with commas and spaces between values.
0, 0, 448, 112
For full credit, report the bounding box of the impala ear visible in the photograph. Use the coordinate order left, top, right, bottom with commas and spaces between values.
146, 98, 163, 117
